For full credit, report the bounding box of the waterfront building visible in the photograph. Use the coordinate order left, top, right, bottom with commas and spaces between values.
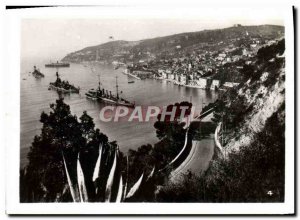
133, 70, 152, 79
174, 73, 179, 82
180, 74, 186, 84
196, 78, 208, 89
210, 80, 220, 90
124, 68, 130, 74
169, 73, 175, 80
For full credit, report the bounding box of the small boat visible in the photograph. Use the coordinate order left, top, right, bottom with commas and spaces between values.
128, 80, 135, 84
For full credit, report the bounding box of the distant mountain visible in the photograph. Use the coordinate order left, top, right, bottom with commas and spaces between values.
62, 25, 284, 63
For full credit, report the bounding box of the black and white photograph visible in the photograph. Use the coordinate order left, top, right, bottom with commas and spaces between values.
4, 3, 295, 215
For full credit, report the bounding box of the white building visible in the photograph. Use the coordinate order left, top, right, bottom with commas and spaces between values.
174, 73, 179, 82
210, 80, 220, 90
189, 74, 194, 81
217, 53, 226, 61
224, 82, 240, 88
124, 68, 130, 74
180, 74, 186, 84
232, 56, 240, 62
158, 69, 165, 74
168, 74, 174, 80
196, 78, 207, 89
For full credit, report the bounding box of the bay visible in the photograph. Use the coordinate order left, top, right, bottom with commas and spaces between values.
20, 59, 218, 168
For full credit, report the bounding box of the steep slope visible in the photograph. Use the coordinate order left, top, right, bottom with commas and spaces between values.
218, 39, 285, 153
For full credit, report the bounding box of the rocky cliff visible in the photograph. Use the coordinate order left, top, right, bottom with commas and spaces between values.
221, 39, 285, 153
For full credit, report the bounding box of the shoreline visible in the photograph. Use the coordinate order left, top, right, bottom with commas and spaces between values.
122, 70, 141, 80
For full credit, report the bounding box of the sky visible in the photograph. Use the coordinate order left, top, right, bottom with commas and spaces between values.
21, 7, 285, 61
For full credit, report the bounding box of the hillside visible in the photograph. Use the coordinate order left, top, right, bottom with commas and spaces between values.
219, 39, 285, 153
157, 39, 286, 202
62, 25, 284, 63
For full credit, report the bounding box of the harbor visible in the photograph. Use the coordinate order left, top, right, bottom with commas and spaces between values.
20, 59, 218, 168
15, 13, 288, 206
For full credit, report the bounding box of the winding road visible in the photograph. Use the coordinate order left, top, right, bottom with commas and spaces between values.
170, 113, 215, 183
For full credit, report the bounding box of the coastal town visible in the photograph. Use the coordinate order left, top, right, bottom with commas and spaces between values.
64, 24, 284, 91
122, 35, 281, 90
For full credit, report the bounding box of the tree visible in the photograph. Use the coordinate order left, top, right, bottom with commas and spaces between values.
20, 98, 112, 202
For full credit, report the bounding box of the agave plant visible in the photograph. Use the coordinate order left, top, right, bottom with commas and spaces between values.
62, 144, 155, 202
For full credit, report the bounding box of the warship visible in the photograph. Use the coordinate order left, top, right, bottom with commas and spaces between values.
32, 66, 44, 78
86, 75, 135, 108
49, 72, 80, 93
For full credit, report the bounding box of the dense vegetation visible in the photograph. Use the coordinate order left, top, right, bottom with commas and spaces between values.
20, 99, 122, 202
20, 100, 193, 202
157, 104, 285, 202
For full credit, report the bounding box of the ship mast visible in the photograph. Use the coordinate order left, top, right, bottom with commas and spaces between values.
116, 76, 119, 99
56, 69, 59, 79
97, 74, 101, 90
